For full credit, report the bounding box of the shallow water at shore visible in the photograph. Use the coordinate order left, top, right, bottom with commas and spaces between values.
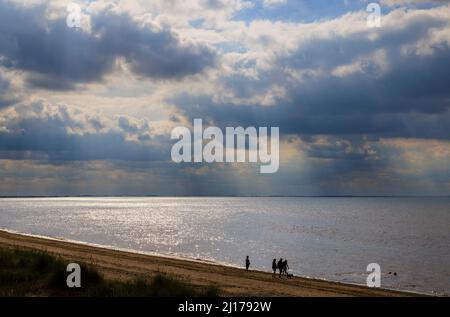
0, 197, 449, 295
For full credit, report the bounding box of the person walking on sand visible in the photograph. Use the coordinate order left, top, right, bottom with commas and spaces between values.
245, 256, 250, 271
283, 259, 289, 276
277, 258, 283, 278
272, 259, 277, 277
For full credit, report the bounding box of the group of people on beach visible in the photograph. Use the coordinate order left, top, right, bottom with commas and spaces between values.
272, 258, 290, 278
244, 256, 291, 278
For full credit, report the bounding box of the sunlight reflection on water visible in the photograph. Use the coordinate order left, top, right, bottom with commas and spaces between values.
0, 196, 449, 295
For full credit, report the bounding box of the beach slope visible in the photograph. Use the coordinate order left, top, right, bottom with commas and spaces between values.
0, 230, 418, 297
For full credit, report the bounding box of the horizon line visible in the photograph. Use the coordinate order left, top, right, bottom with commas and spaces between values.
1, 195, 449, 198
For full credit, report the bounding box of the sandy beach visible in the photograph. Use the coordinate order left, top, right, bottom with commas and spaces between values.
0, 230, 420, 297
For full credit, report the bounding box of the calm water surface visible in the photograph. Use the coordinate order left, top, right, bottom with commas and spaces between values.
0, 197, 449, 295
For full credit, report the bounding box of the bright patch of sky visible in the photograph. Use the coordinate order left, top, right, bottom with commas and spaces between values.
232, 0, 371, 23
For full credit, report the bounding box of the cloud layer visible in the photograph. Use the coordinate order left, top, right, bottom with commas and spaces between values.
0, 0, 449, 195
0, 1, 216, 90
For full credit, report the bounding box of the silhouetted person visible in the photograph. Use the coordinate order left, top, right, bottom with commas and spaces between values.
272, 259, 277, 277
282, 259, 289, 276
277, 258, 283, 278
245, 256, 250, 271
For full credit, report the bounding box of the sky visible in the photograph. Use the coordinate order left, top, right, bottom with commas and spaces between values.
0, 0, 450, 196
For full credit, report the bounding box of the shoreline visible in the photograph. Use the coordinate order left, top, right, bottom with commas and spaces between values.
0, 230, 425, 297
0, 228, 235, 269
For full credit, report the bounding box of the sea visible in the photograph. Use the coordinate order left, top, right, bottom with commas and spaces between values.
0, 197, 449, 295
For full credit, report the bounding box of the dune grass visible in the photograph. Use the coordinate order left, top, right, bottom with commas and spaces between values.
0, 248, 219, 297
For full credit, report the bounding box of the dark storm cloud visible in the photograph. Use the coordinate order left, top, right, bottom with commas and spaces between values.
92, 10, 216, 80
168, 6, 450, 188
0, 73, 18, 108
173, 10, 450, 140
282, 12, 446, 72
0, 104, 170, 162
299, 136, 378, 161
279, 20, 450, 115
0, 2, 216, 90
0, 1, 449, 196
116, 115, 153, 142
173, 92, 450, 140
281, 47, 450, 119
0, 2, 112, 90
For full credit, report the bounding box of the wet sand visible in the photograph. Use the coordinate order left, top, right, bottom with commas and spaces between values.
0, 230, 420, 297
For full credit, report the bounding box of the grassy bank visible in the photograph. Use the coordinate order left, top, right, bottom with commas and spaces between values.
0, 248, 218, 297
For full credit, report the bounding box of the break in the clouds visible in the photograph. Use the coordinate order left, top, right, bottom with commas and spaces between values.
0, 0, 450, 196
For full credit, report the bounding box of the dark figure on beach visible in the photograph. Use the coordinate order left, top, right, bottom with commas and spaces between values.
272, 259, 277, 277
282, 259, 289, 276
277, 258, 283, 278
245, 256, 250, 271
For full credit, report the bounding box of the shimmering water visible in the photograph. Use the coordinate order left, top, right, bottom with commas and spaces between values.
0, 197, 449, 295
